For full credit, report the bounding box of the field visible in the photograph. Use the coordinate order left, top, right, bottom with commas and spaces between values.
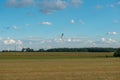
0, 52, 120, 80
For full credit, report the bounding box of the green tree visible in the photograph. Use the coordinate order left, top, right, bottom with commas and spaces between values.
38, 49, 45, 52
114, 48, 120, 57
21, 48, 34, 52
21, 48, 26, 52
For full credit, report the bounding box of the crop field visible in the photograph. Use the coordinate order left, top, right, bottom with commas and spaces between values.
0, 52, 114, 59
0, 52, 120, 80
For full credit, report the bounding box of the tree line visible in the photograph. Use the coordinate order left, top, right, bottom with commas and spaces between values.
2, 47, 117, 52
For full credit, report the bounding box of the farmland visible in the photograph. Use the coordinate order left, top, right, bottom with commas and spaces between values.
0, 52, 120, 80
0, 52, 114, 60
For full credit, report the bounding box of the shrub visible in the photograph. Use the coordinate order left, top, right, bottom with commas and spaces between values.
114, 48, 120, 57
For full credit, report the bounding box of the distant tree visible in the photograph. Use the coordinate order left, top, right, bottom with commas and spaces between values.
21, 48, 26, 52
38, 49, 45, 52
21, 48, 34, 52
114, 48, 120, 57
20, 47, 116, 52
26, 48, 34, 52
2, 50, 9, 52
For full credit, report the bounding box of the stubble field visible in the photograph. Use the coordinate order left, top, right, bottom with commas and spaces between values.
0, 52, 120, 80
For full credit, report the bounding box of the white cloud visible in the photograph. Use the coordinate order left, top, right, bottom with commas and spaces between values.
1, 36, 120, 51
38, 0, 83, 14
16, 40, 23, 45
87, 40, 96, 46
108, 38, 117, 43
54, 38, 63, 43
7, 0, 34, 7
71, 0, 83, 7
67, 38, 72, 42
101, 37, 117, 44
54, 38, 82, 43
107, 32, 118, 35
40, 22, 52, 25
38, 0, 67, 14
101, 37, 106, 42
6, 0, 83, 14
3, 38, 22, 45
71, 19, 75, 24
20, 0, 34, 7
6, 0, 16, 7
3, 38, 16, 45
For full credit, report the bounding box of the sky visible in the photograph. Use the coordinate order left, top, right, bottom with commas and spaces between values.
0, 0, 120, 50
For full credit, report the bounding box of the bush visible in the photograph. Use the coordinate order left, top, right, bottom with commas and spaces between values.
114, 48, 120, 57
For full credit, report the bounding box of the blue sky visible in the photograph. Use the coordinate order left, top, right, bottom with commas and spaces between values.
0, 0, 120, 50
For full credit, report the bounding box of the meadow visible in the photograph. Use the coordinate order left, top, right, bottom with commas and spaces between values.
0, 52, 120, 80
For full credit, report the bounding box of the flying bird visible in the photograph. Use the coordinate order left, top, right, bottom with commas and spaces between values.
61, 33, 64, 39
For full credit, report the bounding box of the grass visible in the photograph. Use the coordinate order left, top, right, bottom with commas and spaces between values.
0, 52, 120, 80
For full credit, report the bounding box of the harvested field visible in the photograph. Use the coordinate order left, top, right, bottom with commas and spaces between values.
0, 52, 114, 59
0, 52, 120, 80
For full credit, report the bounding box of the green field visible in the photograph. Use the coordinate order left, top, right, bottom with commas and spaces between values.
0, 52, 120, 80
